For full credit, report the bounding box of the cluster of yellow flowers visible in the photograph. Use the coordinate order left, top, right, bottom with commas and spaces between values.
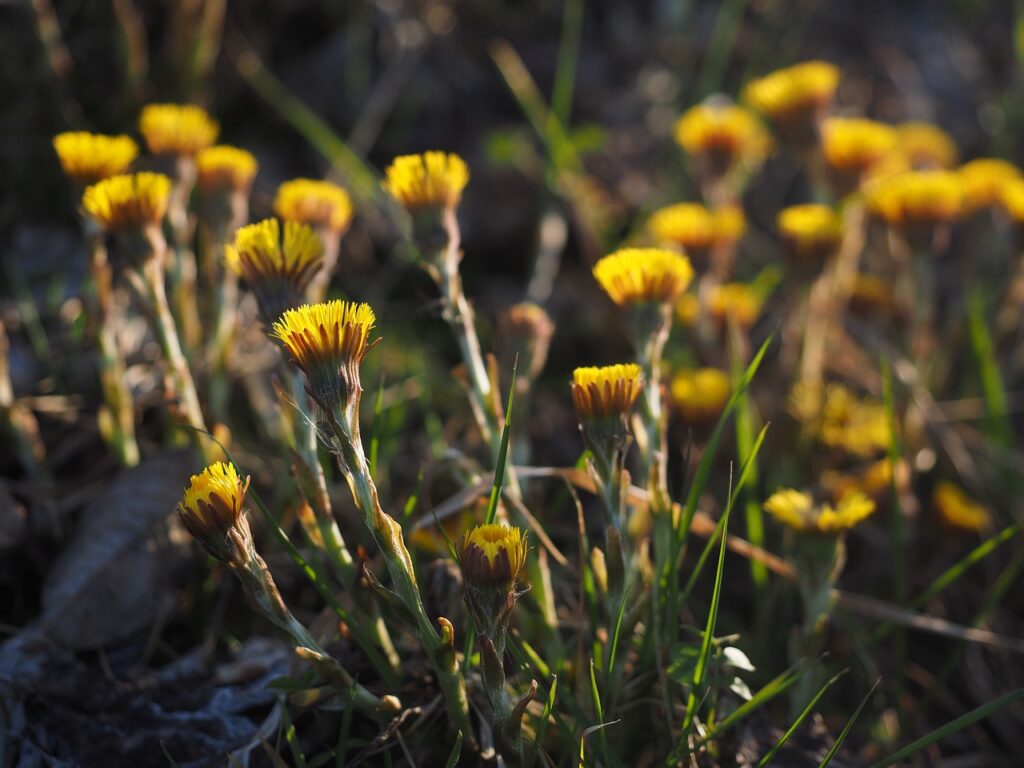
764, 488, 876, 534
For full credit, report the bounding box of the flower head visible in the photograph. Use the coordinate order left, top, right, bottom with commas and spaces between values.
673, 102, 771, 174
271, 300, 377, 413
594, 248, 694, 306
139, 103, 219, 156
819, 384, 891, 458
571, 364, 643, 423
178, 461, 252, 562
274, 178, 353, 233
714, 205, 748, 242
896, 123, 958, 169
383, 151, 470, 211
742, 61, 839, 143
53, 132, 138, 185
959, 158, 1022, 211
670, 367, 731, 426
777, 203, 843, 262
196, 145, 258, 193
764, 488, 875, 534
933, 482, 992, 532
82, 172, 172, 233
458, 524, 528, 587
226, 219, 325, 323
864, 170, 962, 228
708, 282, 763, 329
498, 303, 555, 381
821, 117, 897, 176
999, 178, 1024, 224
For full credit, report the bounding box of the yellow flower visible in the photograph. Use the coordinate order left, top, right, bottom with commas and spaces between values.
196, 145, 258, 192
846, 273, 899, 317
764, 488, 875, 533
896, 123, 958, 169
673, 102, 771, 171
571, 364, 643, 422
670, 367, 731, 425
458, 524, 528, 586
593, 248, 694, 306
959, 158, 1022, 211
821, 117, 897, 174
274, 178, 353, 233
178, 462, 251, 560
226, 219, 325, 322
649, 203, 715, 252
743, 61, 839, 119
708, 282, 762, 329
819, 384, 891, 458
864, 170, 962, 227
82, 172, 172, 232
777, 203, 843, 261
382, 151, 469, 210
999, 178, 1024, 223
53, 132, 138, 184
675, 292, 700, 327
139, 103, 219, 155
714, 205, 748, 242
933, 482, 992, 532
821, 458, 905, 503
272, 300, 377, 374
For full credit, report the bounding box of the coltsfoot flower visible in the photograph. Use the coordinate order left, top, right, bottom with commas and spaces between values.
821, 117, 897, 188
819, 384, 891, 458
999, 178, 1024, 224
764, 488, 876, 534
822, 458, 907, 504
571, 364, 643, 424
777, 203, 843, 264
197, 145, 259, 193
673, 101, 771, 176
864, 170, 963, 229
458, 523, 529, 588
82, 172, 172, 234
707, 282, 763, 329
933, 482, 992, 532
383, 151, 470, 211
178, 461, 253, 563
670, 367, 732, 427
139, 103, 219, 156
649, 203, 746, 266
959, 158, 1022, 211
274, 178, 354, 233
594, 248, 694, 307
53, 132, 138, 185
498, 303, 555, 382
742, 61, 839, 144
271, 300, 377, 418
226, 218, 325, 323
896, 123, 958, 169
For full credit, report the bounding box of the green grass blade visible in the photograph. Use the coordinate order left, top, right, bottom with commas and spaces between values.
231, 40, 384, 209
551, 0, 583, 127
679, 424, 769, 607
243, 473, 399, 686
692, 659, 813, 749
443, 731, 463, 768
818, 678, 880, 767
868, 688, 1024, 768
672, 466, 736, 759
695, 0, 751, 98
966, 287, 1012, 448
757, 670, 846, 767
731, 328, 767, 589
485, 358, 518, 525
280, 704, 308, 768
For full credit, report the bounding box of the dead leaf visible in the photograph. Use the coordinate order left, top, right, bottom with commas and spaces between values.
36, 450, 194, 649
